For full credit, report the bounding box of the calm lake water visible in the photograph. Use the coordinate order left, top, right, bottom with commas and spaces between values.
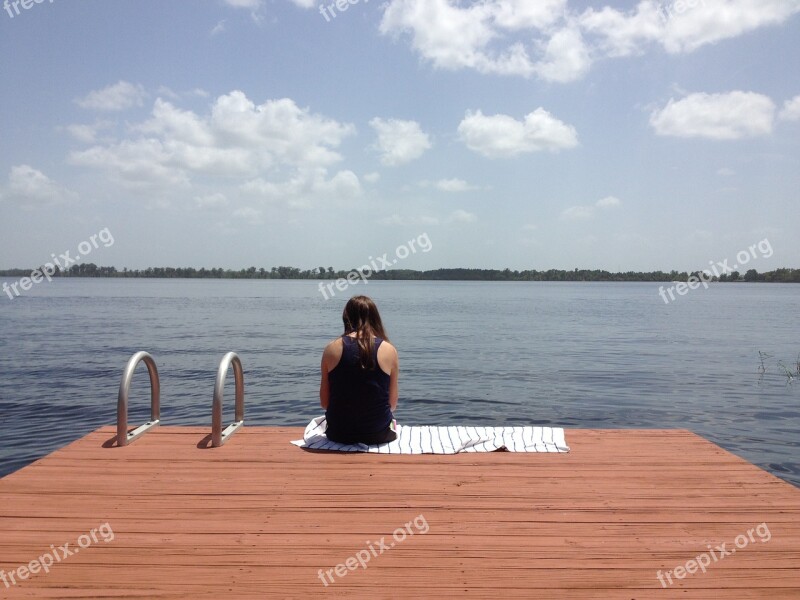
1, 279, 798, 487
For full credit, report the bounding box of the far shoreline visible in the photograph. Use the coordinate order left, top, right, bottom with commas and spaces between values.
2, 265, 799, 284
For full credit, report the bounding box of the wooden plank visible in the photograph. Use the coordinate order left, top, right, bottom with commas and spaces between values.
0, 426, 798, 598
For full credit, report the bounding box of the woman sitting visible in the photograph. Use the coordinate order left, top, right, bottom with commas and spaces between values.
320, 295, 399, 445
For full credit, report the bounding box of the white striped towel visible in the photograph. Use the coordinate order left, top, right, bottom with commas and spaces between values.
291, 416, 570, 453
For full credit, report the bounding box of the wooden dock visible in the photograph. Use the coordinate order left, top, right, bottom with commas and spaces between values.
1, 427, 798, 598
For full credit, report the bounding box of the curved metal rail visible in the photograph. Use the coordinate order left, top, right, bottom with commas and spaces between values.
117, 351, 160, 447
211, 352, 245, 447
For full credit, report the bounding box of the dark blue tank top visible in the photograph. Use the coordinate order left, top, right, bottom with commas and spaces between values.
325, 336, 392, 441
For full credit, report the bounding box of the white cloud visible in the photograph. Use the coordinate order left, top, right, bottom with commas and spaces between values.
580, 0, 800, 55
240, 168, 362, 209
210, 93, 355, 167
223, 0, 262, 8
369, 118, 432, 166
659, 0, 800, 54
560, 205, 595, 220
194, 192, 229, 209
221, 0, 265, 23
533, 26, 592, 83
492, 0, 566, 30
596, 195, 621, 208
0, 165, 76, 208
561, 196, 622, 220
579, 2, 662, 57
232, 206, 264, 225
378, 0, 588, 81
779, 95, 800, 121
69, 91, 357, 208
287, 0, 315, 8
156, 86, 210, 100
434, 178, 477, 192
64, 120, 113, 144
379, 213, 440, 226
65, 124, 98, 144
420, 178, 478, 192
380, 0, 516, 75
458, 108, 578, 158
211, 20, 227, 36
70, 138, 193, 188
363, 172, 381, 183
155, 86, 180, 101
650, 91, 775, 140
379, 0, 800, 82
717, 167, 736, 176
137, 98, 216, 147
76, 81, 147, 111
448, 209, 477, 223
380, 213, 407, 226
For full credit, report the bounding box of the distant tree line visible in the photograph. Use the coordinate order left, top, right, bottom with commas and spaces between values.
1, 264, 799, 282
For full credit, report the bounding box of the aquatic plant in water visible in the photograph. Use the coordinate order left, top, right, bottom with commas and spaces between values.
757, 351, 798, 383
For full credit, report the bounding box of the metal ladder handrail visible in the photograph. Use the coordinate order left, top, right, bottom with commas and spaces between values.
117, 351, 160, 447
211, 352, 245, 447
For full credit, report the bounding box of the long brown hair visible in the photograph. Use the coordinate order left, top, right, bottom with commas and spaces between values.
342, 295, 389, 370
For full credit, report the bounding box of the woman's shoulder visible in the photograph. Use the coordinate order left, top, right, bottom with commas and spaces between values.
323, 337, 344, 356
377, 339, 397, 354
325, 336, 344, 349
322, 337, 344, 371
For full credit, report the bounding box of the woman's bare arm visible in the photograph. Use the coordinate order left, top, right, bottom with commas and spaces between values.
389, 352, 399, 411
319, 353, 330, 410
319, 340, 339, 409
379, 341, 399, 411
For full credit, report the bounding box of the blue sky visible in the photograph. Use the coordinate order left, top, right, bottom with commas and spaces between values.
1, 0, 798, 272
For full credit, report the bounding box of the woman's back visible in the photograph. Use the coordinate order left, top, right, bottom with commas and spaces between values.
325, 335, 393, 443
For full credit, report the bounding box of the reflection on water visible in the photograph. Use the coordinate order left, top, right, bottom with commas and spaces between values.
1, 279, 798, 487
